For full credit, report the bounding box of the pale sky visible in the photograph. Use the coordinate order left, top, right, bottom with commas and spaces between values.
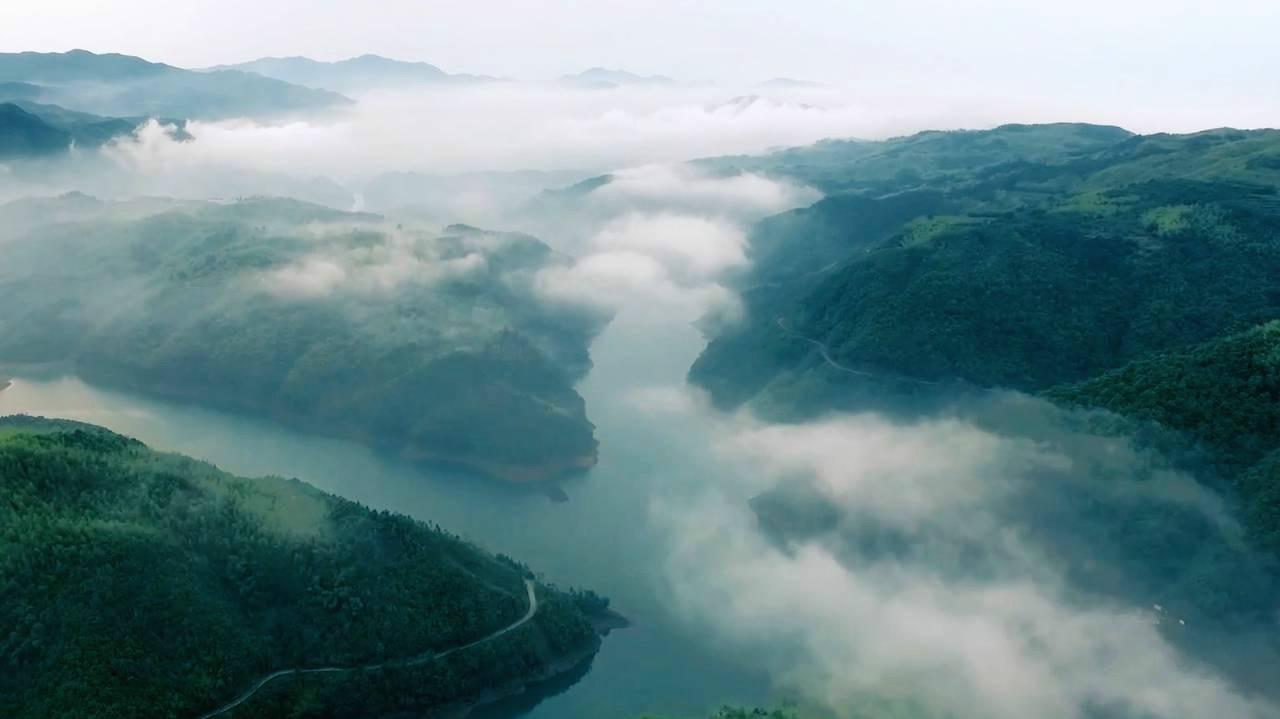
1, 0, 1277, 93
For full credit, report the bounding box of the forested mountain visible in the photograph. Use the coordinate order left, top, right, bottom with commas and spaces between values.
694, 122, 1136, 194
206, 55, 498, 94
0, 416, 607, 719
0, 50, 350, 119
690, 125, 1280, 414
0, 103, 70, 158
1048, 322, 1280, 552
689, 123, 1280, 583
0, 99, 186, 157
0, 196, 603, 484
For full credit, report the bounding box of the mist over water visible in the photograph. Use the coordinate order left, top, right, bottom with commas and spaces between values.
0, 305, 776, 717
6, 284, 1277, 718
4, 68, 1279, 718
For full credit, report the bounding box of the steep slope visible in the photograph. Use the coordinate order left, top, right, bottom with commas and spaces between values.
1048, 321, 1280, 471
0, 416, 606, 719
0, 102, 70, 158
0, 196, 603, 484
1047, 322, 1280, 552
690, 127, 1280, 415
1, 99, 187, 148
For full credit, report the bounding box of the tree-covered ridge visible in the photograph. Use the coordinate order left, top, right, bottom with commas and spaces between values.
698, 124, 1280, 199
795, 179, 1280, 388
0, 416, 603, 719
1048, 321, 1280, 469
0, 196, 603, 483
0, 102, 72, 158
690, 126, 1280, 414
0, 97, 191, 158
695, 122, 1135, 194
1047, 322, 1280, 553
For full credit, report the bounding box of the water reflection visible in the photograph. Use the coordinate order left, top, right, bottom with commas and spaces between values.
0, 310, 772, 718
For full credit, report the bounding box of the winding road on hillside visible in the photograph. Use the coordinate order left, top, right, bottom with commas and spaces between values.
775, 318, 940, 386
195, 578, 539, 719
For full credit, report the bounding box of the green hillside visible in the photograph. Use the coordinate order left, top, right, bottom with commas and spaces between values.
691, 126, 1280, 416
690, 124, 1280, 581
0, 196, 602, 483
0, 416, 604, 719
1048, 322, 1280, 552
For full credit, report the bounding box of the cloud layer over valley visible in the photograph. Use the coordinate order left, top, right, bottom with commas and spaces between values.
642, 392, 1280, 719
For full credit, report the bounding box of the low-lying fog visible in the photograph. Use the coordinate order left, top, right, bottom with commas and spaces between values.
3, 80, 1278, 718
5, 75, 1279, 213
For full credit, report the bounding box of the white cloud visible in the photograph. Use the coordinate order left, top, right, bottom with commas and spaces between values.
597, 164, 820, 221
592, 213, 746, 278
529, 164, 812, 324
91, 84, 872, 181
260, 228, 490, 297
650, 400, 1276, 719
263, 256, 347, 296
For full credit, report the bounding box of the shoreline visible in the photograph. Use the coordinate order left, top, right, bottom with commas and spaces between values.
0, 367, 597, 487
441, 639, 603, 719
589, 608, 632, 635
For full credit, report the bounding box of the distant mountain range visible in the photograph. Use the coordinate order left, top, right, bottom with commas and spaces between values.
0, 50, 823, 124
557, 67, 675, 89
204, 54, 500, 94
0, 49, 350, 120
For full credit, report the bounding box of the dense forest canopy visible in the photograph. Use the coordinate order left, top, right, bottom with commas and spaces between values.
0, 416, 603, 719
691, 125, 1280, 412
688, 125, 1280, 591
0, 196, 604, 483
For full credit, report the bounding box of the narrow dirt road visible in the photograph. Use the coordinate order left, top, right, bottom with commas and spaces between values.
195, 579, 538, 719
775, 318, 940, 386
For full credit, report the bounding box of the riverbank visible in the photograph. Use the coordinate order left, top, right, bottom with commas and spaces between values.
449, 639, 605, 719
588, 608, 632, 636
0, 370, 772, 719
0, 362, 596, 487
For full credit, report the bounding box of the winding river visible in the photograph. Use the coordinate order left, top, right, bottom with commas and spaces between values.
0, 310, 772, 718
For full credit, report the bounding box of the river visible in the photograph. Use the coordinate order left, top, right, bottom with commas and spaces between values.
0, 309, 773, 718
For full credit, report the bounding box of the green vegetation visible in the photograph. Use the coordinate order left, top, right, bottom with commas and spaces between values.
1049, 322, 1280, 553
690, 121, 1280, 575
0, 416, 602, 719
695, 122, 1135, 194
691, 126, 1280, 414
0, 196, 603, 483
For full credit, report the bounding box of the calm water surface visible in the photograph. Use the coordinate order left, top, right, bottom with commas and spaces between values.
0, 310, 772, 718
